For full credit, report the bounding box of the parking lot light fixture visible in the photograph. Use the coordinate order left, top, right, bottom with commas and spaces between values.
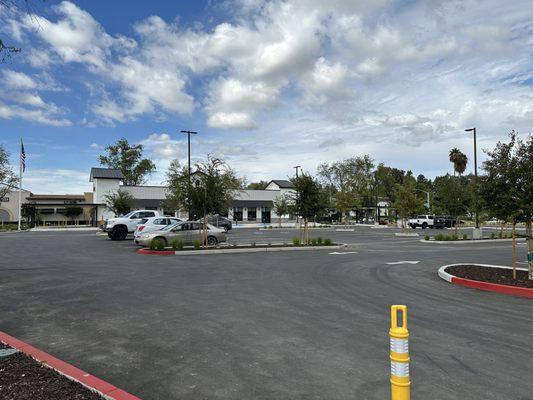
181, 130, 198, 219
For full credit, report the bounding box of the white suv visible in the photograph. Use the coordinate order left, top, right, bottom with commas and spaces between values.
408, 214, 435, 229
105, 210, 161, 240
134, 216, 182, 238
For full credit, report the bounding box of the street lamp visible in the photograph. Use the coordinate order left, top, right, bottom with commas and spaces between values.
181, 130, 198, 219
464, 127, 479, 229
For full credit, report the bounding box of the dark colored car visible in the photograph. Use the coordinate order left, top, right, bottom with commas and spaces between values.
434, 215, 463, 229
197, 215, 232, 231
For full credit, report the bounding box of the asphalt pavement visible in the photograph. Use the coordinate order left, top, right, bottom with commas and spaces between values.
0, 227, 531, 399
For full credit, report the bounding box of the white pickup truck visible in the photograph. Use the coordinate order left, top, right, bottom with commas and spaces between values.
105, 210, 162, 240
408, 214, 435, 229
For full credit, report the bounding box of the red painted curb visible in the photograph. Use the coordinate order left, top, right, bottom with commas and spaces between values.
136, 248, 174, 255
451, 276, 533, 298
0, 331, 141, 400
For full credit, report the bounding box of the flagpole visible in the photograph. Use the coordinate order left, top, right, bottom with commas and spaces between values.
18, 140, 22, 231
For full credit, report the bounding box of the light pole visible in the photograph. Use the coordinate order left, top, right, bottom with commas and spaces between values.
181, 130, 197, 219
464, 127, 479, 229
293, 165, 301, 224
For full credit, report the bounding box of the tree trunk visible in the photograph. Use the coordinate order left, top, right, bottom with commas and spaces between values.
304, 219, 309, 245
500, 222, 505, 238
279, 215, 282, 228
512, 222, 516, 280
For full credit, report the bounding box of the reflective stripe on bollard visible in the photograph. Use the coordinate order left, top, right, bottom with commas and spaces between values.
390, 305, 410, 400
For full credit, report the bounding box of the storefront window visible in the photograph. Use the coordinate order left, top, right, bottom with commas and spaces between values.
233, 207, 243, 221
247, 207, 257, 221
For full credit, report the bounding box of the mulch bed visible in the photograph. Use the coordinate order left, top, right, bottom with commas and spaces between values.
0, 342, 105, 400
446, 265, 533, 288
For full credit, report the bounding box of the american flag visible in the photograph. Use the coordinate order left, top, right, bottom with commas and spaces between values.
20, 140, 26, 173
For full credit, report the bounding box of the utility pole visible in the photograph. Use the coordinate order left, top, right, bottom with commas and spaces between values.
465, 128, 479, 229
181, 130, 198, 220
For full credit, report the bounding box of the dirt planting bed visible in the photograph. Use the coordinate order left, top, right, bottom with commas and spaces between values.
445, 265, 533, 289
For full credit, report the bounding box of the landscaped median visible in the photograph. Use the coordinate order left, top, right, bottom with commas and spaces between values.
0, 331, 140, 400
438, 263, 533, 298
138, 238, 346, 256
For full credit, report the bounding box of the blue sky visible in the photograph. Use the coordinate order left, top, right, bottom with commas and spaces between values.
1, 0, 532, 193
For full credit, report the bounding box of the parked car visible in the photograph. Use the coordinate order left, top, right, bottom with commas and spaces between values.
434, 215, 464, 228
197, 215, 232, 231
408, 214, 435, 229
134, 216, 183, 238
134, 221, 227, 247
105, 210, 161, 240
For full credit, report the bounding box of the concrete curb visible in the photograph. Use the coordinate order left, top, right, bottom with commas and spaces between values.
137, 243, 347, 256
29, 227, 98, 232
438, 263, 533, 298
0, 331, 141, 400
421, 238, 525, 244
395, 232, 419, 237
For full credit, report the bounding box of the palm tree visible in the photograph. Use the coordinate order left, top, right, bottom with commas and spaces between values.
449, 148, 468, 176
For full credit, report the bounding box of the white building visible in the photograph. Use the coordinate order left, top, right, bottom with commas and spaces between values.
90, 168, 295, 224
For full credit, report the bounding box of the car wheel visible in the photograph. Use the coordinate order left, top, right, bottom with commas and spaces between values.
207, 236, 218, 246
107, 232, 113, 239
410, 225, 416, 229
112, 226, 127, 240
422, 222, 428, 229
224, 226, 229, 232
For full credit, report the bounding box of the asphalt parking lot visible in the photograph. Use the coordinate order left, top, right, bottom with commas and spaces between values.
0, 227, 531, 399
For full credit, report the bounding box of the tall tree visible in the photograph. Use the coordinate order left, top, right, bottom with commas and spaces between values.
0, 145, 18, 198
290, 173, 327, 244
103, 189, 135, 216
374, 163, 405, 203
272, 194, 290, 227
317, 155, 374, 221
98, 138, 156, 185
449, 148, 468, 176
393, 177, 425, 229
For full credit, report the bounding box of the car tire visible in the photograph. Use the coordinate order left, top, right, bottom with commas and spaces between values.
410, 225, 416, 229
111, 226, 127, 241
422, 222, 428, 229
107, 232, 113, 239
207, 236, 218, 246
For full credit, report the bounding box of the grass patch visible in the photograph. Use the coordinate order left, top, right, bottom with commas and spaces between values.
193, 240, 202, 250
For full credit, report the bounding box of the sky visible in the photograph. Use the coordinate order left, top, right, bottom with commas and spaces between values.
0, 0, 532, 194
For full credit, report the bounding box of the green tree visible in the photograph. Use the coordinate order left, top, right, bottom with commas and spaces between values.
98, 138, 156, 185
374, 163, 405, 204
165, 155, 243, 243
273, 194, 290, 227
290, 173, 327, 244
393, 177, 425, 229
247, 181, 269, 190
317, 155, 374, 221
0, 145, 18, 198
103, 189, 135, 216
480, 132, 533, 278
64, 206, 83, 222
449, 148, 468, 176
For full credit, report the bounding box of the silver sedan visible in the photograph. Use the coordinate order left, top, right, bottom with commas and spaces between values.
134, 221, 227, 247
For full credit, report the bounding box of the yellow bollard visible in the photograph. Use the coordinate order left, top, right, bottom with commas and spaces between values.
390, 305, 410, 400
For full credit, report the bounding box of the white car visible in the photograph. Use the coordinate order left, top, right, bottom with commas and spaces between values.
408, 214, 435, 229
105, 210, 162, 240
134, 216, 182, 238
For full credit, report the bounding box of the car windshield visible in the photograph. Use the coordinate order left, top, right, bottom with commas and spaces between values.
122, 211, 136, 218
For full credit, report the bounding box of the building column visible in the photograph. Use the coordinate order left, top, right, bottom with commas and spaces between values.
243, 207, 248, 221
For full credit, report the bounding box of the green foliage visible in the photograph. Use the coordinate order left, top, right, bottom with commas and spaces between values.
98, 138, 156, 185
374, 163, 406, 204
433, 174, 473, 218
193, 240, 202, 250
150, 238, 165, 251
246, 181, 269, 190
273, 194, 290, 226
393, 177, 425, 221
289, 173, 328, 221
449, 148, 468, 176
64, 206, 83, 220
292, 237, 300, 246
452, 234, 459, 241
310, 238, 318, 246
424, 235, 430, 241
171, 239, 184, 250
435, 233, 444, 241
491, 232, 496, 239
462, 233, 468, 240
103, 189, 134, 216
0, 144, 18, 199
165, 155, 243, 218
317, 237, 323, 245
324, 238, 333, 246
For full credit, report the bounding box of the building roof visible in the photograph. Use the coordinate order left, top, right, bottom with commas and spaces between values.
268, 179, 293, 189
90, 168, 124, 181
29, 194, 86, 200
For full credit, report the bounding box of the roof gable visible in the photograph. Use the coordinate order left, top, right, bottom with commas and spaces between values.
268, 179, 293, 189
90, 168, 123, 181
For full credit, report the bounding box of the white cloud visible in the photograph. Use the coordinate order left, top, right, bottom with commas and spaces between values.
22, 168, 90, 194
0, 102, 71, 126
3, 70, 37, 89
207, 112, 256, 130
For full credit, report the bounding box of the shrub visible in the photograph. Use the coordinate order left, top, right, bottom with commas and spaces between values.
452, 234, 459, 241
292, 237, 301, 246
310, 238, 318, 246
424, 235, 430, 241
193, 240, 202, 250
491, 232, 496, 239
324, 238, 333, 246
151, 238, 165, 251
171, 239, 184, 251
435, 233, 443, 241
462, 233, 468, 240
317, 237, 323, 245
